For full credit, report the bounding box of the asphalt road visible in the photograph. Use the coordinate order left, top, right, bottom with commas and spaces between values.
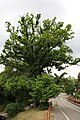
53, 94, 80, 120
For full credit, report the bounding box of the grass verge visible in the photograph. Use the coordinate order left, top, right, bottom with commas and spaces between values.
11, 108, 47, 120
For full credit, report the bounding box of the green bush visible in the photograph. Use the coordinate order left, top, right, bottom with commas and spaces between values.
30, 74, 63, 109
0, 105, 4, 112
75, 93, 80, 99
39, 101, 48, 110
5, 103, 24, 117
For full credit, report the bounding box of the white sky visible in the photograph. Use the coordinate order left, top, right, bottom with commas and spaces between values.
0, 0, 80, 78
52, 65, 80, 79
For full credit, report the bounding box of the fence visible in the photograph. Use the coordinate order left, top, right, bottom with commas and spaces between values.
44, 104, 52, 120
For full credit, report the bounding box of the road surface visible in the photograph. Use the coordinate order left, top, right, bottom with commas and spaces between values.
53, 94, 80, 120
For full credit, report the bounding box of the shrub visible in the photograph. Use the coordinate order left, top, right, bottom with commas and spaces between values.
39, 101, 48, 110
0, 106, 4, 112
75, 93, 80, 99
5, 103, 24, 117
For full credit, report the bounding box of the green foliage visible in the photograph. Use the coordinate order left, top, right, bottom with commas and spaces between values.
0, 13, 74, 77
0, 70, 33, 105
0, 13, 78, 111
4, 75, 33, 104
0, 86, 6, 104
5, 103, 24, 117
75, 93, 80, 99
54, 74, 75, 95
0, 105, 4, 112
0, 72, 63, 109
29, 74, 63, 109
64, 77, 75, 95
75, 72, 80, 94
78, 72, 80, 81
76, 81, 80, 90
0, 71, 9, 104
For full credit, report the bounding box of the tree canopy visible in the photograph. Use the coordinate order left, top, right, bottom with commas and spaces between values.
0, 13, 74, 77
0, 13, 79, 113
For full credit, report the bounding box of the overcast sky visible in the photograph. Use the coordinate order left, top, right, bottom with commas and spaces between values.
0, 0, 80, 78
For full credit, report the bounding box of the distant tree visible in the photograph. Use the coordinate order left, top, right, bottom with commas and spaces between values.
54, 72, 67, 84
64, 76, 75, 95
75, 72, 80, 94
0, 13, 74, 77
78, 72, 80, 81
54, 73, 75, 94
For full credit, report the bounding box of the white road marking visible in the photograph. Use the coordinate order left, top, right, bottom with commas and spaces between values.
60, 98, 80, 113
58, 106, 70, 120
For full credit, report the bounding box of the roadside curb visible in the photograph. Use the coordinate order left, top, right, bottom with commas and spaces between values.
68, 99, 80, 107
